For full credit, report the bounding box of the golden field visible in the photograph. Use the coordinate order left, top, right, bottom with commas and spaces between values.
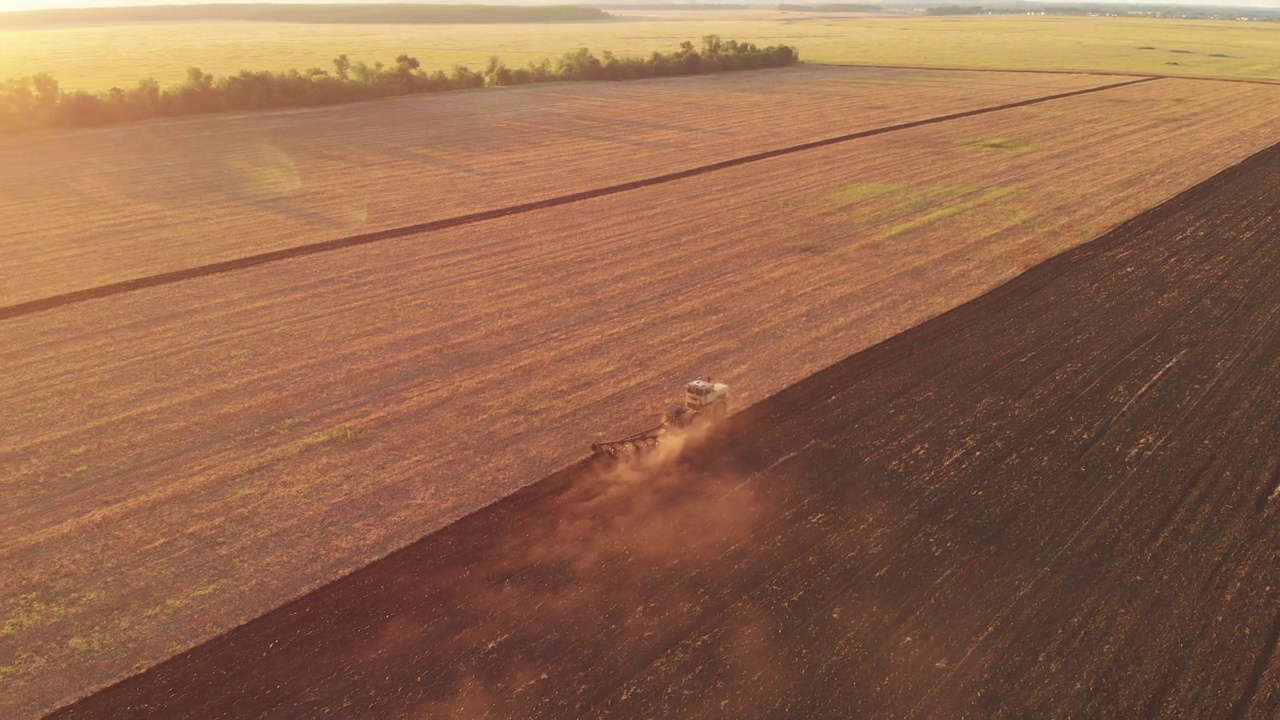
2, 12, 1280, 91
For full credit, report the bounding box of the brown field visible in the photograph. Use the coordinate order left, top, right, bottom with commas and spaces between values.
0, 66, 1116, 306
49, 134, 1280, 718
5, 67, 1280, 717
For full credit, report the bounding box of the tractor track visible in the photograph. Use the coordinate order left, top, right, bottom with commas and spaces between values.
0, 75, 1158, 323
47, 95, 1280, 719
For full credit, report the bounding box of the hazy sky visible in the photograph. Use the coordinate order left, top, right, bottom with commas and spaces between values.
1, 0, 1278, 11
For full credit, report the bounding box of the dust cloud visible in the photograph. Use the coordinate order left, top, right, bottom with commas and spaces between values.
361, 421, 775, 718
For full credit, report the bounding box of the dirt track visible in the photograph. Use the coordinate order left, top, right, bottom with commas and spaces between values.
51, 132, 1280, 718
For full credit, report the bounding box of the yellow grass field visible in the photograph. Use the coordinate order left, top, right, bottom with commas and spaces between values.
3, 11, 1280, 91
4, 66, 1280, 717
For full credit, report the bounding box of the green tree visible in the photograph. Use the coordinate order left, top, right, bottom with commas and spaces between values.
394, 55, 420, 76
61, 91, 108, 126
557, 47, 604, 81
129, 78, 161, 115
185, 67, 213, 92
333, 54, 351, 81
31, 73, 62, 118
351, 61, 374, 84
484, 56, 514, 87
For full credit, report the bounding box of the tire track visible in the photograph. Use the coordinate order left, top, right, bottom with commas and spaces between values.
0, 76, 1158, 323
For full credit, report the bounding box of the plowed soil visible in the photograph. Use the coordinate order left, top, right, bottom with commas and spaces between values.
5, 74, 1280, 718
51, 116, 1280, 720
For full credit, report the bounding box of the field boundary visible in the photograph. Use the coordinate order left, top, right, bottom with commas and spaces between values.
815, 61, 1280, 86
0, 75, 1158, 323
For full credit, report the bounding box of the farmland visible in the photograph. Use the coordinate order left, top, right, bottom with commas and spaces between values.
47, 101, 1280, 718
4, 64, 1280, 717
0, 66, 1114, 306
4, 12, 1280, 92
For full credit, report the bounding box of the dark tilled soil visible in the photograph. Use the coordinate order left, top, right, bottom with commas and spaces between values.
51, 142, 1280, 719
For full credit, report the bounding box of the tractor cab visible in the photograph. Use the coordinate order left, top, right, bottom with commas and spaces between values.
685, 379, 730, 412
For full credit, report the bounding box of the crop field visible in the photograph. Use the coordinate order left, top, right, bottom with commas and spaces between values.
48, 119, 1280, 718
3, 64, 1280, 718
4, 68, 1280, 308
4, 12, 1280, 91
0, 66, 1115, 306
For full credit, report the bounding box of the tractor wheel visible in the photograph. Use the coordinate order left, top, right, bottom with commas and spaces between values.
710, 401, 727, 421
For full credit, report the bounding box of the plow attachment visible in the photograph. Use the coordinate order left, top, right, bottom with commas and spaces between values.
591, 426, 665, 457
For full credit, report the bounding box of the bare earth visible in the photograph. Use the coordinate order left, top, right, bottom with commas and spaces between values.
3, 67, 1280, 717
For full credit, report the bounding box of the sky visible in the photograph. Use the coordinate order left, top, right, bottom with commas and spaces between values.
1, 0, 1279, 11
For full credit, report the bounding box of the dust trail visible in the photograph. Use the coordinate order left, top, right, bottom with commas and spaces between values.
332, 419, 771, 718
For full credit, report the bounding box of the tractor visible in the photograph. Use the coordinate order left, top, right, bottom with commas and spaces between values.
590, 379, 730, 457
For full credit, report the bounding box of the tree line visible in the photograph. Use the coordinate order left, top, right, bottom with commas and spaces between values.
0, 37, 798, 135
778, 4, 881, 11
924, 5, 985, 15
